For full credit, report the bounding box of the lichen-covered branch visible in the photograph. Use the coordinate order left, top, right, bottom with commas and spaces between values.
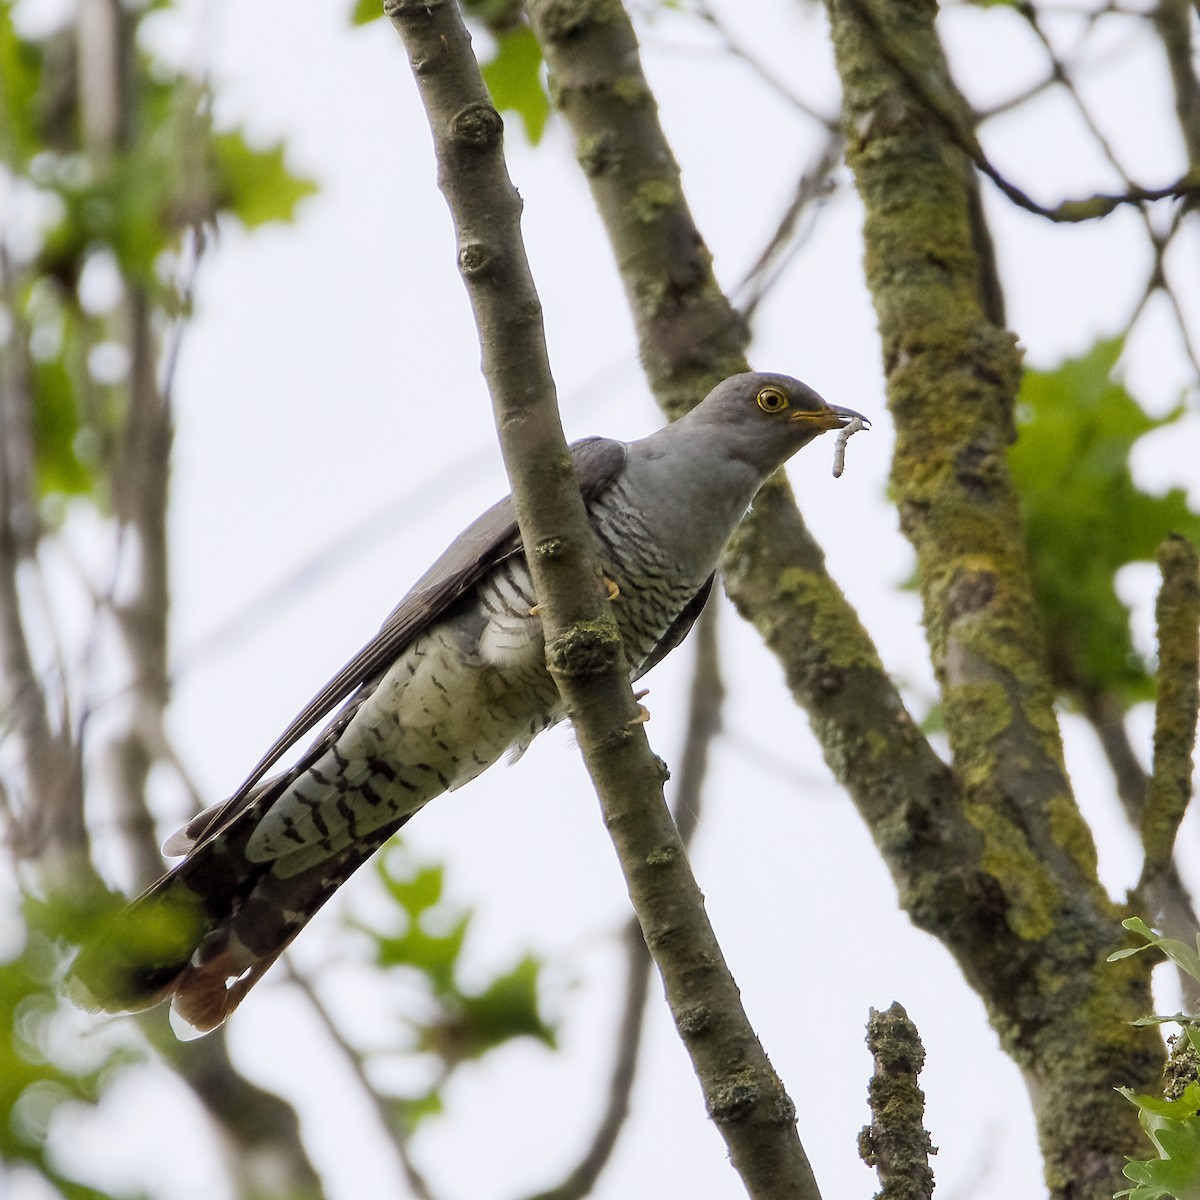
1086, 692, 1200, 1010
528, 0, 1168, 1194
1139, 535, 1200, 890
528, 0, 750, 414
385, 4, 820, 1197
825, 0, 1161, 1192
857, 1003, 936, 1200
523, 3, 948, 852
528, 0, 997, 960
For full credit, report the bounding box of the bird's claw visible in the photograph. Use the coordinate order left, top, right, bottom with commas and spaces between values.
529, 577, 619, 618
627, 688, 650, 726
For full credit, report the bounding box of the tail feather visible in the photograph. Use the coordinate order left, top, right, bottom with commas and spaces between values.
70, 795, 413, 1032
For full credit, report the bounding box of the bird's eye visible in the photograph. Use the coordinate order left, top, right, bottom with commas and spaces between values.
756, 386, 789, 414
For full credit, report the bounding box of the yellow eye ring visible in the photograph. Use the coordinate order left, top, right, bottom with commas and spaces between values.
756, 386, 789, 413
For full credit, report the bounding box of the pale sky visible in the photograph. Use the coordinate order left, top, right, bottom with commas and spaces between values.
20, 0, 1200, 1197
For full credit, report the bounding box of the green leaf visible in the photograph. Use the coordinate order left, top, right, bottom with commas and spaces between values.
380, 859, 446, 918
1112, 917, 1200, 983
32, 354, 95, 497
480, 26, 551, 145
373, 913, 469, 991
350, 0, 383, 24
1009, 337, 1200, 705
368, 852, 469, 991
451, 954, 556, 1058
210, 132, 317, 229
1118, 1084, 1200, 1200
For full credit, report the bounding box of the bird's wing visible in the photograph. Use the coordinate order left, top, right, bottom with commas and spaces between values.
203, 436, 630, 823
634, 572, 715, 680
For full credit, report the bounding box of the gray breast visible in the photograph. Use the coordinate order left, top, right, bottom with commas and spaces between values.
587, 477, 707, 674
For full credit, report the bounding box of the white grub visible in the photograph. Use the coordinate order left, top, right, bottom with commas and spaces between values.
832, 416, 867, 478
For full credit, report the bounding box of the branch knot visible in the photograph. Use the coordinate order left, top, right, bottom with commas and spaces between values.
451, 102, 503, 148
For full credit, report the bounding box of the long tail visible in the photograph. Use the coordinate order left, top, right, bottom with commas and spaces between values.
70, 790, 412, 1033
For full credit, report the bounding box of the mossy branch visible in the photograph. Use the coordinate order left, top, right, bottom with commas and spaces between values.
1139, 534, 1200, 891
825, 0, 1161, 1191
858, 1003, 936, 1200
525, 1, 962, 883
385, 4, 819, 1197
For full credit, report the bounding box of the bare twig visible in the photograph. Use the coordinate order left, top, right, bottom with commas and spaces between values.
686, 1, 840, 129
734, 133, 845, 322
1153, 0, 1200, 166
284, 961, 438, 1200
842, 0, 1200, 221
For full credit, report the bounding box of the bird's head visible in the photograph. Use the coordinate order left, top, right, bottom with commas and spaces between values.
686, 371, 868, 476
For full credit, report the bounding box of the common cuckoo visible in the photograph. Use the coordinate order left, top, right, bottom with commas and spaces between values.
73, 372, 865, 1031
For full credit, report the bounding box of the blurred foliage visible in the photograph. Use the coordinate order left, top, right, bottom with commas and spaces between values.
1111, 919, 1200, 1200
1, 0, 316, 1194
66, 887, 207, 1019
1009, 337, 1200, 707
480, 25, 550, 143
210, 132, 318, 230
351, 0, 550, 143
1, 894, 139, 1200
353, 844, 556, 1131
0, 0, 315, 514
351, 0, 382, 24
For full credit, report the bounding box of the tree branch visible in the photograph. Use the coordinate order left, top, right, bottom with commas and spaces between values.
385, 4, 820, 1197
284, 961, 438, 1200
825, 0, 1160, 1191
106, 286, 178, 890
525, 598, 722, 1200
1152, 0, 1200, 166
525, 0, 1170, 1192
140, 1013, 327, 1200
1083, 692, 1199, 1010
858, 1002, 936, 1200
525, 0, 993, 963
0, 246, 90, 885
839, 0, 1200, 221
1139, 535, 1200, 892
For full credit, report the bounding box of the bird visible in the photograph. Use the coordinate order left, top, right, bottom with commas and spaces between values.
70, 372, 865, 1033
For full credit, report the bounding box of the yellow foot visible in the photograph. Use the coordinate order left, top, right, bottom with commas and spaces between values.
530, 577, 618, 617
628, 688, 651, 725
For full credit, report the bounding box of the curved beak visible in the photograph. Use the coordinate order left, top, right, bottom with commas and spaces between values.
790, 403, 871, 433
